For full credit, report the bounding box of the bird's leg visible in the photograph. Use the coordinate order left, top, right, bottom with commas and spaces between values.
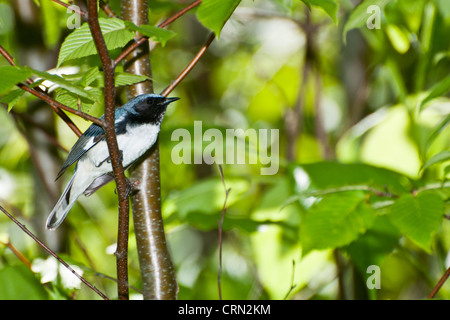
114, 178, 139, 201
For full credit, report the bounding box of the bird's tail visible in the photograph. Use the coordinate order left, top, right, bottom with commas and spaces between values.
46, 174, 77, 230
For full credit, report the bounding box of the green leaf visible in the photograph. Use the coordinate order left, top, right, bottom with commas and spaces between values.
343, 0, 392, 41
345, 215, 400, 274
197, 0, 241, 37
24, 67, 93, 100
422, 151, 450, 170
419, 75, 450, 110
0, 66, 31, 94
0, 88, 25, 111
389, 192, 444, 252
123, 21, 176, 46
300, 0, 338, 24
0, 265, 48, 299
94, 72, 150, 87
55, 87, 102, 113
300, 191, 376, 253
293, 162, 410, 194
424, 114, 450, 152
57, 18, 134, 67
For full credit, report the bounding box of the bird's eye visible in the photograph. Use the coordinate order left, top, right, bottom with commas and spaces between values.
146, 98, 155, 106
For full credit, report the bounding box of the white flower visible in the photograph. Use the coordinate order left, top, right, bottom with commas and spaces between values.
31, 256, 83, 289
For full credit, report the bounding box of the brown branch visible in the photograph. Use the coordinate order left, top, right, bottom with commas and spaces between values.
17, 83, 101, 129
52, 0, 87, 16
99, 0, 118, 18
0, 45, 88, 136
51, 0, 119, 18
0, 204, 108, 300
87, 0, 130, 300
0, 239, 32, 269
113, 0, 202, 68
428, 266, 450, 299
160, 32, 215, 97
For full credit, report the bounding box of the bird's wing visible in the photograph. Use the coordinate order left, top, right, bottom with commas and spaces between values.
55, 123, 105, 180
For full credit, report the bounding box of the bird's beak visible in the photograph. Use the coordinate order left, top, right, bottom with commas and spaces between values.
164, 97, 180, 105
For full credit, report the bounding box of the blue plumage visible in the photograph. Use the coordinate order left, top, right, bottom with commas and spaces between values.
46, 93, 179, 230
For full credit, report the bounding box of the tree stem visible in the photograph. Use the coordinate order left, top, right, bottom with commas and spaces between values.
121, 0, 177, 300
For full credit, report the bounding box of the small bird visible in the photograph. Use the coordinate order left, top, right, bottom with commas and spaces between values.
46, 93, 179, 230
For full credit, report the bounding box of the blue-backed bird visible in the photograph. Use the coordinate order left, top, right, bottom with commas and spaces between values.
46, 93, 179, 230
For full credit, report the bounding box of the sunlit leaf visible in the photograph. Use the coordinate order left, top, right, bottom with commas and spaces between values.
57, 18, 134, 66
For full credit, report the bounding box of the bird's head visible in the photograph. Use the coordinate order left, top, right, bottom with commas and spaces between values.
122, 93, 179, 124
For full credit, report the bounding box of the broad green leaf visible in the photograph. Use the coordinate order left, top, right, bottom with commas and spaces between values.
55, 87, 102, 113
197, 0, 241, 37
343, 0, 392, 41
0, 66, 31, 94
389, 192, 444, 252
292, 162, 410, 194
422, 151, 450, 171
346, 215, 400, 274
24, 67, 93, 100
300, 191, 376, 253
124, 21, 176, 46
300, 0, 338, 24
57, 18, 134, 67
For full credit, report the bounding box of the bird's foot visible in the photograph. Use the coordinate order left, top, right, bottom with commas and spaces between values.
115, 178, 140, 201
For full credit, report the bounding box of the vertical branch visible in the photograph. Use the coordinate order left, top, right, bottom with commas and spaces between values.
121, 0, 177, 300
87, 0, 130, 300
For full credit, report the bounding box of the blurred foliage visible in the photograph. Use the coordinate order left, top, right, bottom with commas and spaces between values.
0, 0, 449, 300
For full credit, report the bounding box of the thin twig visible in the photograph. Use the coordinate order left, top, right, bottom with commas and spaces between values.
160, 32, 215, 97
87, 0, 130, 300
283, 260, 297, 300
428, 266, 450, 299
0, 239, 32, 269
0, 45, 87, 136
217, 164, 231, 300
113, 0, 202, 68
0, 204, 108, 300
51, 0, 119, 18
52, 0, 87, 16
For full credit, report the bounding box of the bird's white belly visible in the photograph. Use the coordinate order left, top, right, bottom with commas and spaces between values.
82, 123, 160, 174
117, 123, 160, 166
